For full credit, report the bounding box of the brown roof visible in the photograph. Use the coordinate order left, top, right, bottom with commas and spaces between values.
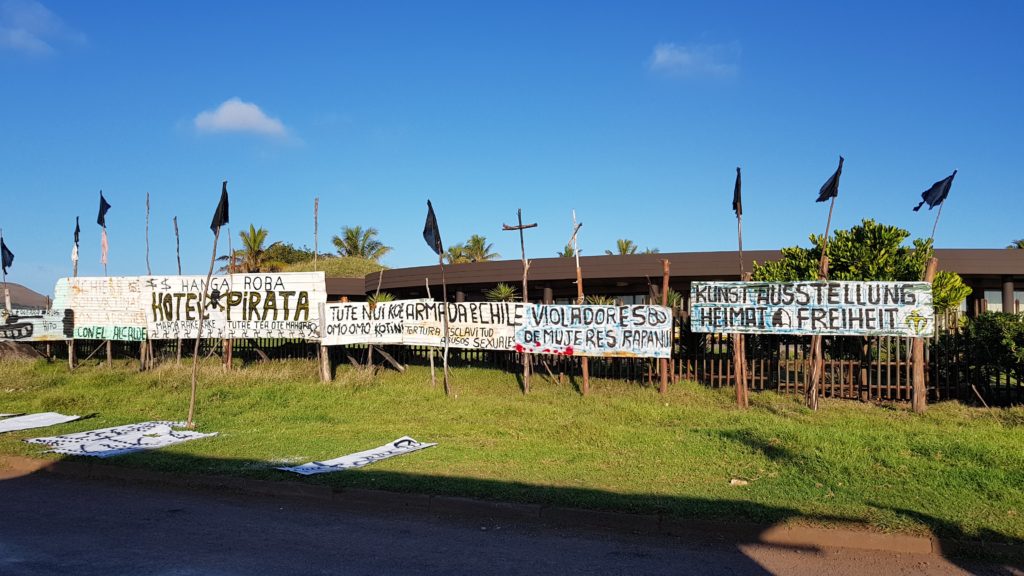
323, 249, 1024, 297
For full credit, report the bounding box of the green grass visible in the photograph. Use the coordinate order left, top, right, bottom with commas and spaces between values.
282, 256, 385, 277
1, 358, 1022, 543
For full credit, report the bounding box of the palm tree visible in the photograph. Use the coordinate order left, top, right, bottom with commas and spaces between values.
557, 244, 575, 258
642, 247, 660, 254
217, 224, 282, 272
485, 282, 519, 302
1009, 239, 1024, 249
332, 226, 391, 261
445, 243, 470, 264
605, 239, 638, 255
464, 235, 499, 262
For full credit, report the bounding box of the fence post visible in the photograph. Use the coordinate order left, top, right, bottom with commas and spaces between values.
912, 258, 939, 413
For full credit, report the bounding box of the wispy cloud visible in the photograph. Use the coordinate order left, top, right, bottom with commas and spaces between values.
194, 98, 289, 138
648, 42, 740, 78
0, 0, 84, 55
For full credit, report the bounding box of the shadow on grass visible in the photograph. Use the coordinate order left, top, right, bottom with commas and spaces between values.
4, 449, 1022, 574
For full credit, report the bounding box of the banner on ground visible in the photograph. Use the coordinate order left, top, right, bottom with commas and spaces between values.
143, 272, 326, 340
0, 308, 74, 341
515, 304, 673, 358
277, 436, 436, 475
53, 277, 148, 341
26, 421, 217, 458
689, 281, 934, 337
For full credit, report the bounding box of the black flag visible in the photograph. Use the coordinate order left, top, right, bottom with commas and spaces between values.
74, 217, 80, 246
913, 170, 956, 212
816, 156, 844, 202
423, 200, 443, 256
1, 237, 12, 275
97, 191, 112, 227
732, 167, 742, 216
210, 181, 229, 232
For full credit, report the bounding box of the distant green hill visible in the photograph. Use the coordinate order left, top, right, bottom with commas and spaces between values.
281, 256, 386, 278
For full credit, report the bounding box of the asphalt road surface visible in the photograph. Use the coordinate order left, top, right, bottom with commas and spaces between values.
0, 472, 1018, 575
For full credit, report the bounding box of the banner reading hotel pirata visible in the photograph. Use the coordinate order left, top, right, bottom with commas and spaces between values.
689, 281, 934, 337
143, 272, 326, 340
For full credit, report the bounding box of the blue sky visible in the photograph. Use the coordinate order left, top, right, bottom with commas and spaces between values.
2, 0, 1022, 295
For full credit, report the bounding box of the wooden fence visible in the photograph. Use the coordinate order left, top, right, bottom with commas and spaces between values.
34, 316, 1022, 406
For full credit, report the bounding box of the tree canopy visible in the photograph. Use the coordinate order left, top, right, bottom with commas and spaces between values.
753, 218, 970, 313
332, 226, 391, 261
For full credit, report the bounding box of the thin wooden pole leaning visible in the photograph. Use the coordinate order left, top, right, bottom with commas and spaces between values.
439, 256, 451, 396
223, 228, 233, 372
173, 216, 183, 365
659, 258, 670, 395
808, 194, 837, 411
186, 226, 221, 430
911, 257, 938, 413
425, 278, 437, 387
69, 223, 78, 370
570, 211, 589, 395
503, 209, 537, 394
733, 200, 749, 409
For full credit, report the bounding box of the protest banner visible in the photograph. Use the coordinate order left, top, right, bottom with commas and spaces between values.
515, 304, 673, 358
53, 277, 148, 341
689, 281, 934, 337
143, 272, 325, 340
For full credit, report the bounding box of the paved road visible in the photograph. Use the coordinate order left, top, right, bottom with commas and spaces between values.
0, 472, 1017, 575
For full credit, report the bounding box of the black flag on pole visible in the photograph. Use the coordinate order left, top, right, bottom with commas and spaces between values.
423, 200, 443, 256
74, 217, 80, 246
1, 236, 12, 275
97, 191, 111, 227
816, 156, 844, 202
211, 181, 229, 232
732, 167, 742, 216
913, 170, 956, 212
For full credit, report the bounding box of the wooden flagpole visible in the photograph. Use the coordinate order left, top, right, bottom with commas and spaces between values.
808, 193, 837, 411
69, 221, 77, 370
1, 230, 9, 313
314, 197, 319, 272
142, 192, 152, 370
913, 177, 951, 413
569, 211, 589, 395
503, 209, 537, 394
733, 167, 749, 409
173, 216, 183, 365
660, 258, 670, 395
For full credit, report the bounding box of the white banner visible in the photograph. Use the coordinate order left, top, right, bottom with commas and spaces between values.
53, 277, 148, 341
689, 281, 935, 337
515, 304, 673, 358
143, 272, 326, 340
0, 412, 80, 434
277, 436, 436, 476
0, 308, 74, 342
26, 421, 217, 458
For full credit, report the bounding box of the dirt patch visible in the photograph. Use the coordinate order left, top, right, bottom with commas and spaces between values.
0, 341, 42, 360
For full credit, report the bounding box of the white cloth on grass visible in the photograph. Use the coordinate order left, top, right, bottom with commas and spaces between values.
27, 421, 216, 458
0, 412, 80, 434
278, 436, 436, 476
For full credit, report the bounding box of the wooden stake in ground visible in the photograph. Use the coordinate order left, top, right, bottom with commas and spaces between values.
659, 258, 670, 396
503, 209, 537, 394
142, 193, 153, 371
807, 156, 844, 411
422, 200, 451, 396
187, 181, 229, 429
568, 211, 589, 395
425, 278, 437, 387
314, 197, 319, 272
69, 217, 80, 370
173, 216, 183, 365
731, 167, 749, 408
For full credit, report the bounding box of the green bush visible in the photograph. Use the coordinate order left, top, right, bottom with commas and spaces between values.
965, 312, 1024, 376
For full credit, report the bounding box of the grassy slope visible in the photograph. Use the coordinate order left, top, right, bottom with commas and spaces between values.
281, 257, 384, 278
0, 358, 1021, 541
